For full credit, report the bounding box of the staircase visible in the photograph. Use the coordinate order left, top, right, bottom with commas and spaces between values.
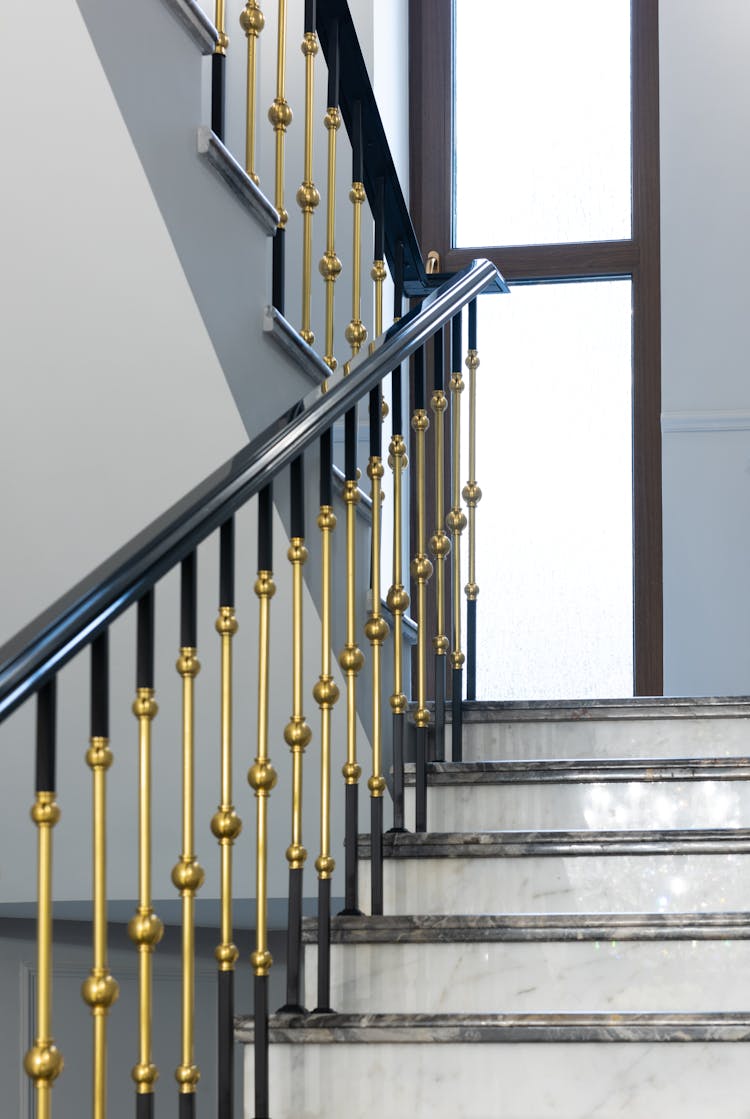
239, 698, 750, 1118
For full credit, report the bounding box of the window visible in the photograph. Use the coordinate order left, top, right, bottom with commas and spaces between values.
409, 0, 662, 695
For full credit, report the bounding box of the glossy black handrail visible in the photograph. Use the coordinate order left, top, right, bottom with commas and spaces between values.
0, 260, 505, 723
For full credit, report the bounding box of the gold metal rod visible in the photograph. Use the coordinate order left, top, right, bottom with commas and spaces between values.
313, 507, 339, 879
240, 1, 264, 184
320, 108, 342, 369
386, 433, 409, 715
365, 457, 389, 799
339, 480, 365, 785
129, 689, 163, 1096
345, 184, 368, 361
268, 0, 292, 226
285, 540, 311, 872
25, 791, 64, 1119
463, 349, 482, 603
370, 259, 386, 355
448, 365, 467, 670
173, 649, 205, 1095
410, 410, 433, 728
82, 738, 119, 1119
212, 608, 242, 973
215, 0, 228, 53
249, 573, 278, 978
298, 31, 320, 344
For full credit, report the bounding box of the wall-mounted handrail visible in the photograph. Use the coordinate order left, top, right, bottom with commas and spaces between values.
0, 258, 504, 723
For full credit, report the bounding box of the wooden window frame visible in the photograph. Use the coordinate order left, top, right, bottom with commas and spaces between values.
409, 0, 662, 695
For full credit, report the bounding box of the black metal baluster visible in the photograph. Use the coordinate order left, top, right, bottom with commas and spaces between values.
367, 382, 386, 915
450, 313, 465, 761
465, 299, 480, 701
431, 324, 448, 763
412, 345, 430, 832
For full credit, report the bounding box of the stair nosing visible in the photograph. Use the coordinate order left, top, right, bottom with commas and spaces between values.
300, 911, 750, 943
159, 0, 218, 54
197, 128, 279, 234
448, 697, 750, 723
236, 1010, 750, 1044
357, 827, 750, 858
403, 757, 750, 785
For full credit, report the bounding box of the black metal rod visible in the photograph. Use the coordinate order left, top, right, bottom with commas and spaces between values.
388, 713, 406, 832
452, 667, 463, 762
179, 1093, 195, 1119
91, 630, 109, 739
394, 239, 404, 319
35, 677, 56, 792
217, 968, 234, 1119
211, 53, 226, 141
433, 653, 445, 762
136, 1094, 153, 1119
281, 867, 306, 1012
352, 99, 363, 182
344, 407, 358, 480
415, 725, 427, 832
374, 177, 384, 261
340, 782, 361, 914
370, 795, 383, 915
392, 364, 402, 436
451, 310, 462, 372
414, 346, 425, 410
468, 297, 477, 350
304, 0, 316, 33
254, 973, 270, 1119
433, 323, 444, 392
315, 875, 333, 1012
369, 386, 381, 459
320, 427, 333, 506
258, 484, 273, 572
272, 227, 285, 314
467, 599, 477, 701
220, 517, 235, 607
326, 18, 339, 107
136, 591, 155, 691
290, 454, 305, 539
180, 551, 197, 648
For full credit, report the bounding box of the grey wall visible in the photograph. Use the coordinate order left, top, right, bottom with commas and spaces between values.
660, 0, 750, 695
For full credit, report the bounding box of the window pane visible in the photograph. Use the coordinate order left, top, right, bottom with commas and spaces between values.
466, 281, 633, 699
454, 0, 632, 246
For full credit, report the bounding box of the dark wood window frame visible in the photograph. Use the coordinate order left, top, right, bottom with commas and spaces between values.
409, 0, 662, 696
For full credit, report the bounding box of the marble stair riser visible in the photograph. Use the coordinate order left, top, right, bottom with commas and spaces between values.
457, 716, 750, 761
357, 852, 750, 915
244, 1040, 750, 1119
302, 939, 750, 1014
403, 779, 750, 832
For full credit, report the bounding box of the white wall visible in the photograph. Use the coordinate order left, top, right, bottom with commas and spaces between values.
660, 0, 750, 695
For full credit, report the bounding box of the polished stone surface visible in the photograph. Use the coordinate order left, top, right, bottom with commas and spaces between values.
243, 1033, 750, 1117
197, 128, 279, 234
303, 938, 750, 1013
358, 850, 750, 914
404, 771, 750, 831
159, 0, 217, 53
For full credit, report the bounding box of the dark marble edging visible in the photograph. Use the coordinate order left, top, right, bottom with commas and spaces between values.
159, 0, 217, 54
197, 128, 279, 234
236, 1011, 750, 1045
357, 828, 750, 859
262, 306, 329, 386
448, 697, 750, 724
403, 757, 750, 786
300, 911, 750, 944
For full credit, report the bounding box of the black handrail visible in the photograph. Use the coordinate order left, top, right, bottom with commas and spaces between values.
0, 259, 505, 722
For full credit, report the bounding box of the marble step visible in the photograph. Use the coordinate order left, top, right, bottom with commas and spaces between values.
301, 913, 750, 1013
403, 758, 750, 831
239, 1012, 750, 1119
356, 829, 750, 914
445, 698, 750, 760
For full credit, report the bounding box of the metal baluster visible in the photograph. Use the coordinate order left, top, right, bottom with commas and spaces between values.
240, 0, 265, 184
345, 101, 367, 368
319, 20, 341, 371
430, 325, 450, 762
411, 346, 432, 831
298, 0, 320, 344
212, 0, 229, 138
464, 300, 482, 700
448, 313, 467, 760
269, 0, 292, 310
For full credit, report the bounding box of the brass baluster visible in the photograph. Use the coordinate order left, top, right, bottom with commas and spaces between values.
448, 313, 468, 760
212, 518, 242, 1119
313, 427, 339, 1009
370, 178, 386, 355
430, 326, 450, 761
319, 20, 341, 370
240, 0, 265, 184
129, 591, 164, 1114
410, 346, 433, 831
282, 457, 312, 1011
269, 0, 292, 310
298, 2, 320, 344
345, 101, 367, 367
82, 634, 119, 1119
248, 484, 277, 1118
463, 300, 482, 701
24, 680, 64, 1119
212, 0, 229, 138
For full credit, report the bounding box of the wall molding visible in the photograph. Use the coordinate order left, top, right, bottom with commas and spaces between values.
662, 409, 750, 434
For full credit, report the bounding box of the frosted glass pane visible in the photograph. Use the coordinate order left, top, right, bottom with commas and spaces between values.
465, 282, 633, 699
455, 0, 632, 246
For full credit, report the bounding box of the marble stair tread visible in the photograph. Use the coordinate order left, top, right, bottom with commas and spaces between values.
405, 757, 750, 782
358, 827, 750, 858
453, 697, 750, 721
237, 1010, 750, 1043
301, 911, 750, 943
